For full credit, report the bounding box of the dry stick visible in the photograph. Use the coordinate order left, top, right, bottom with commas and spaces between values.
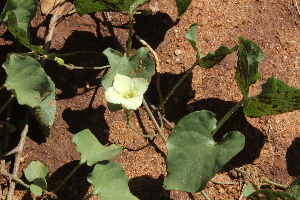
294, 0, 300, 16
7, 110, 30, 200
41, 0, 61, 68
142, 98, 167, 143
135, 35, 165, 114
1, 171, 30, 189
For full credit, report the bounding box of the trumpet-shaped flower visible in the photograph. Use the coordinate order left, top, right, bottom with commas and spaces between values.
105, 73, 148, 110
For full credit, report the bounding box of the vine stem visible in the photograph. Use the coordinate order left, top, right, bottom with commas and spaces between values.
261, 177, 287, 189
126, 13, 134, 57
157, 61, 198, 111
0, 170, 30, 188
82, 193, 95, 200
53, 162, 83, 193
7, 110, 30, 200
125, 109, 158, 138
0, 84, 5, 91
0, 94, 14, 115
65, 65, 110, 70
211, 98, 248, 136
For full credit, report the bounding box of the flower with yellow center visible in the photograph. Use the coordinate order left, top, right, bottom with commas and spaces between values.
104, 73, 148, 110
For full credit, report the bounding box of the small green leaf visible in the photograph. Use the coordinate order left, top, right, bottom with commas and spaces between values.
0, 0, 43, 53
29, 88, 56, 136
236, 37, 264, 97
243, 182, 255, 197
198, 45, 235, 69
72, 129, 123, 166
2, 54, 53, 108
185, 23, 203, 60
175, 0, 192, 17
286, 175, 300, 198
87, 161, 138, 200
101, 47, 155, 90
29, 178, 47, 196
25, 161, 49, 182
244, 76, 300, 117
247, 190, 298, 200
74, 0, 150, 15
164, 110, 245, 193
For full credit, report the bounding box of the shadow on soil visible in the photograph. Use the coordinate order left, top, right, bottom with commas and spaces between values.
129, 175, 171, 200
189, 98, 266, 166
286, 137, 300, 177
62, 105, 110, 145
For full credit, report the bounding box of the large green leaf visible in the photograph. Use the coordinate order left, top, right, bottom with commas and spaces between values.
101, 47, 155, 90
236, 37, 264, 97
0, 0, 43, 54
87, 161, 138, 200
2, 54, 53, 108
286, 176, 300, 198
74, 0, 150, 15
72, 129, 123, 166
175, 0, 192, 17
164, 110, 245, 193
29, 88, 56, 136
243, 76, 300, 117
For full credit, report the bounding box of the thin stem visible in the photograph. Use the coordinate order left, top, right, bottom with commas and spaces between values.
125, 109, 158, 138
82, 193, 95, 200
1, 170, 30, 188
53, 162, 83, 193
0, 94, 14, 115
157, 61, 198, 111
65, 65, 110, 70
0, 84, 5, 91
211, 179, 235, 185
261, 177, 287, 189
127, 13, 134, 57
7, 110, 30, 200
142, 98, 168, 143
211, 98, 248, 136
201, 190, 211, 200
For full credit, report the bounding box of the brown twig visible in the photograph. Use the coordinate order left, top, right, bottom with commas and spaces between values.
135, 35, 165, 114
7, 111, 30, 200
294, 0, 300, 17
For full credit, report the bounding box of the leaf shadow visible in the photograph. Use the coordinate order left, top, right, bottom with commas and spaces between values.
132, 11, 180, 50
62, 105, 110, 145
189, 98, 266, 166
129, 175, 171, 200
286, 137, 300, 176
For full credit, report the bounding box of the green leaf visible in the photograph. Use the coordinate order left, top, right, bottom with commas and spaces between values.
2, 54, 53, 108
101, 47, 155, 90
72, 129, 123, 166
185, 23, 203, 60
25, 161, 49, 182
164, 110, 245, 193
198, 45, 236, 69
242, 182, 255, 197
87, 161, 138, 200
243, 76, 300, 117
0, 0, 43, 54
175, 0, 192, 17
74, 0, 150, 15
247, 190, 298, 200
236, 37, 264, 97
29, 178, 47, 196
29, 88, 56, 136
286, 175, 300, 198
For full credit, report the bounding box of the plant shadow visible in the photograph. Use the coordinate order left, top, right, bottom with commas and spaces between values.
62, 105, 110, 145
132, 11, 179, 50
286, 137, 300, 176
189, 98, 266, 166
129, 175, 171, 200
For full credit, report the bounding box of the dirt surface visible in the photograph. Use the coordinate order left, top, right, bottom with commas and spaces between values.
1, 0, 300, 199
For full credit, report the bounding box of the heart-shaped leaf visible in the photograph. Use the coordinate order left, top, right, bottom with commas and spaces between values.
74, 0, 150, 15
185, 23, 203, 60
29, 88, 56, 136
236, 37, 264, 97
0, 0, 43, 54
164, 110, 245, 193
101, 47, 155, 90
29, 178, 47, 196
87, 161, 138, 200
243, 76, 300, 117
72, 129, 123, 166
175, 0, 192, 17
2, 54, 53, 108
286, 176, 300, 198
25, 161, 49, 182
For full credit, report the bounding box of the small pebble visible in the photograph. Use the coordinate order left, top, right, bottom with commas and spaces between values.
174, 49, 182, 56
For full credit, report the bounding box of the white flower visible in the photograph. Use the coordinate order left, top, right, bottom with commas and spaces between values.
105, 73, 148, 110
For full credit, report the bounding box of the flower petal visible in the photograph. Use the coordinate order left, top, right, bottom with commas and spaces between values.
121, 95, 143, 110
131, 77, 148, 95
104, 87, 124, 105
113, 74, 131, 95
